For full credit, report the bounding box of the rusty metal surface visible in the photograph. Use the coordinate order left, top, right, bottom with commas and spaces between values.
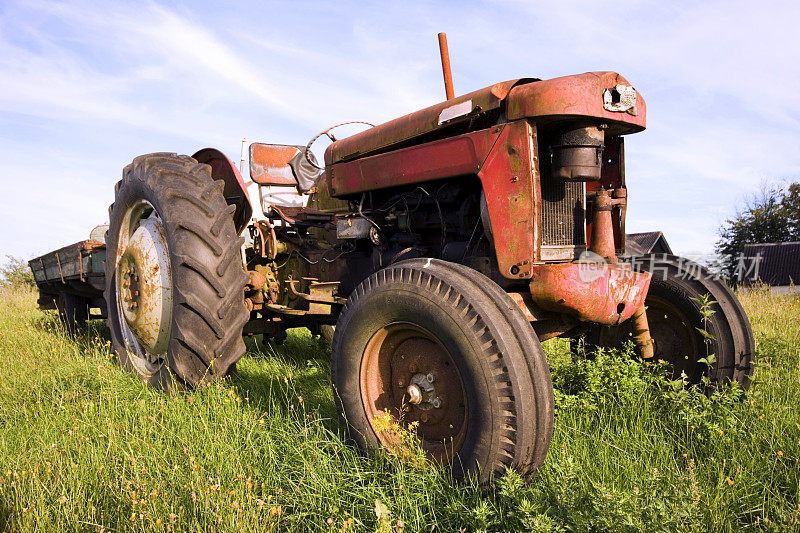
507, 292, 549, 321
89, 224, 109, 244
29, 241, 105, 285
598, 135, 625, 190
506, 72, 646, 133
550, 125, 604, 181
327, 71, 642, 166
588, 188, 624, 262
528, 262, 651, 325
328, 120, 539, 280
508, 292, 581, 340
83, 240, 106, 252
630, 304, 655, 359
249, 143, 302, 186
360, 322, 468, 463
603, 84, 638, 115
251, 219, 286, 259
55, 252, 65, 283
478, 120, 539, 279
115, 200, 173, 358
437, 33, 455, 100
286, 278, 344, 314
327, 127, 499, 196
585, 136, 626, 252
192, 148, 252, 233
325, 79, 535, 165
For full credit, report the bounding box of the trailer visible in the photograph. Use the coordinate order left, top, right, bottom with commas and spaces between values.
29, 229, 108, 334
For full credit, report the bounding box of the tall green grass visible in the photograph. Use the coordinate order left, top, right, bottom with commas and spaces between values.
0, 287, 798, 532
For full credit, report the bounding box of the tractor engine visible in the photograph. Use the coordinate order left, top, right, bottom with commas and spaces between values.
238, 72, 654, 348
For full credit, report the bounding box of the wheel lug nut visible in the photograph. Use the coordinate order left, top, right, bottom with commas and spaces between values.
426, 373, 435, 383
397, 378, 406, 388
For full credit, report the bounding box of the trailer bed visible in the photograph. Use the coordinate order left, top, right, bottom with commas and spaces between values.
29, 240, 107, 319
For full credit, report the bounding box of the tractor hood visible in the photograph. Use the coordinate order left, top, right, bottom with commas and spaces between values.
326, 79, 534, 165
506, 71, 646, 133
325, 71, 645, 166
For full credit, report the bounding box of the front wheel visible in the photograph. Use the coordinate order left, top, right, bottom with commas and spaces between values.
331, 259, 554, 481
582, 254, 754, 388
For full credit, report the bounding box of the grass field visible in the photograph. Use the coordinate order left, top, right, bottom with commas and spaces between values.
0, 287, 798, 532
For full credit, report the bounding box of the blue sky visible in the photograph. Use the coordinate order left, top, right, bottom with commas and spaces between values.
1, 0, 798, 260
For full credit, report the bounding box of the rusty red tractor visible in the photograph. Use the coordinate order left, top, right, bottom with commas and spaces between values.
30, 35, 753, 481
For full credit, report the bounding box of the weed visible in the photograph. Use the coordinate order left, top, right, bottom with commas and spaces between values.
0, 287, 798, 531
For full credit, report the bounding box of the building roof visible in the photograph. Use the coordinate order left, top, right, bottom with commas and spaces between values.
625, 232, 674, 256
742, 241, 800, 286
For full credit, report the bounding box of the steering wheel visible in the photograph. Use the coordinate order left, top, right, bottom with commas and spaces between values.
303, 121, 375, 170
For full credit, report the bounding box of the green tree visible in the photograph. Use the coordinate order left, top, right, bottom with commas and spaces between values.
781, 183, 800, 237
715, 184, 800, 281
0, 255, 36, 290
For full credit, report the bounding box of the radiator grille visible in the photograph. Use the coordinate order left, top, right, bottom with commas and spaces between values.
541, 178, 586, 247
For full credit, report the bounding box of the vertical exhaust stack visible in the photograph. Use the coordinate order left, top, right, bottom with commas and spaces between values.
438, 33, 455, 100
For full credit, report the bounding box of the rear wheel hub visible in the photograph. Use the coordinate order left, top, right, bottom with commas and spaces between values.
115, 200, 173, 370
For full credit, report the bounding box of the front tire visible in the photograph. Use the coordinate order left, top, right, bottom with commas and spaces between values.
584, 254, 754, 388
331, 259, 554, 481
105, 153, 249, 390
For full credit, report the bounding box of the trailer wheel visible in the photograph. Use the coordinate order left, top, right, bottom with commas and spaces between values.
583, 254, 754, 388
56, 292, 88, 337
105, 153, 249, 390
332, 259, 554, 481
305, 324, 335, 345
320, 325, 335, 344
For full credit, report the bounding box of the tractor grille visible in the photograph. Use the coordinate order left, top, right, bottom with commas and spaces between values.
540, 177, 586, 259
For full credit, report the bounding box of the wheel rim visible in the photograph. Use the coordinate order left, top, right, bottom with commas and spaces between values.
646, 295, 702, 379
114, 199, 173, 376
360, 323, 468, 462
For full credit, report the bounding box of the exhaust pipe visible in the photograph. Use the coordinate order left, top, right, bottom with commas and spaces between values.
437, 33, 455, 100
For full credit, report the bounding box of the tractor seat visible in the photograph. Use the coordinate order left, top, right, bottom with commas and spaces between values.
249, 143, 321, 193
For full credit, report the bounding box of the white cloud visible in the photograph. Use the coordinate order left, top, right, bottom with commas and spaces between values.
1, 0, 799, 259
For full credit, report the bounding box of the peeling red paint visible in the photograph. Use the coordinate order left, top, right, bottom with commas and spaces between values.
528, 262, 651, 325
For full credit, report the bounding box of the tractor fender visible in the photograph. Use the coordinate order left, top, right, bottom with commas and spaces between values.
192, 148, 253, 234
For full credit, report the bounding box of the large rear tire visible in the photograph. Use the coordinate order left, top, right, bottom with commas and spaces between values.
105, 153, 249, 390
583, 254, 754, 388
331, 259, 554, 482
